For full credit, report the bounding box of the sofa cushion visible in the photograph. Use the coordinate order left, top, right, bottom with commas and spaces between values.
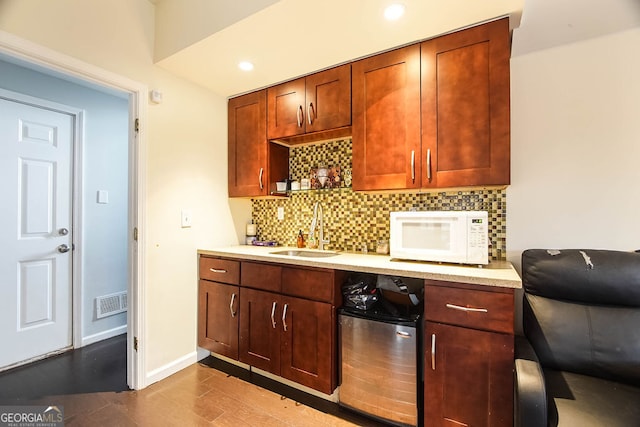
522, 249, 640, 306
524, 293, 640, 386
544, 369, 640, 427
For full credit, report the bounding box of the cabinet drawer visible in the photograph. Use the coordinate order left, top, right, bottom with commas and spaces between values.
199, 257, 240, 284
425, 284, 513, 334
241, 262, 282, 292
282, 267, 334, 303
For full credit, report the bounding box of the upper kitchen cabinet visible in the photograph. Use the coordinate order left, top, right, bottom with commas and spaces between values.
228, 90, 288, 197
421, 18, 511, 189
267, 64, 351, 142
351, 45, 421, 191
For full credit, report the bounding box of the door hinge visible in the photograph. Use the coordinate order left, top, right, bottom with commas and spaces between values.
134, 336, 138, 352
133, 227, 138, 241
135, 118, 140, 133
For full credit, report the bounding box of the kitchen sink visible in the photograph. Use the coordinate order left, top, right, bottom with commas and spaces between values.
270, 249, 340, 258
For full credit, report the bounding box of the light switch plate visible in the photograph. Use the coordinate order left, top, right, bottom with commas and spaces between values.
181, 210, 192, 228
97, 190, 109, 204
277, 206, 284, 220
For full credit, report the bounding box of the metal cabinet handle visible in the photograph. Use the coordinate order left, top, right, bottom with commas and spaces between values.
57, 244, 70, 253
297, 105, 304, 128
258, 168, 264, 190
411, 150, 415, 181
427, 149, 432, 182
431, 334, 436, 370
446, 303, 488, 313
396, 331, 411, 338
307, 102, 314, 125
209, 268, 227, 273
282, 304, 288, 332
270, 302, 277, 329
229, 293, 237, 318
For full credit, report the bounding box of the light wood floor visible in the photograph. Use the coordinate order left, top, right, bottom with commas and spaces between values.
0, 335, 385, 426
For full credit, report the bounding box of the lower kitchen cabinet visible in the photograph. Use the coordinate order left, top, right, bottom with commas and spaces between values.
239, 287, 336, 394
238, 287, 281, 373
279, 296, 334, 393
197, 280, 239, 360
424, 322, 513, 427
424, 281, 514, 427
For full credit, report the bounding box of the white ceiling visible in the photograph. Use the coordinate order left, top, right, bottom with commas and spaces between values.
154, 0, 640, 98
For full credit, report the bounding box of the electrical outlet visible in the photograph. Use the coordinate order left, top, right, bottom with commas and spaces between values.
181, 210, 192, 228
277, 206, 284, 220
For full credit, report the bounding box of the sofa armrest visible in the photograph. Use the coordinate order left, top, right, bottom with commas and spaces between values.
515, 336, 547, 427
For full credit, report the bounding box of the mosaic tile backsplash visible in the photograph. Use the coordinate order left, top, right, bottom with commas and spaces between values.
252, 139, 507, 261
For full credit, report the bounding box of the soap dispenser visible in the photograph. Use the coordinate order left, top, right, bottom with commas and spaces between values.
297, 230, 305, 248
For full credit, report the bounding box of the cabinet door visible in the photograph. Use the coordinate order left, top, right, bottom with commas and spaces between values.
352, 45, 421, 191
267, 78, 306, 139
228, 90, 268, 197
305, 64, 351, 133
421, 18, 510, 188
239, 288, 281, 374
280, 296, 335, 394
424, 322, 513, 427
198, 281, 239, 359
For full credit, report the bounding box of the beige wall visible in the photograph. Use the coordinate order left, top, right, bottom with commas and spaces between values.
0, 0, 249, 380
508, 27, 640, 270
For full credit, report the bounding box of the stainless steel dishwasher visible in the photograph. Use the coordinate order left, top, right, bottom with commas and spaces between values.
339, 307, 422, 427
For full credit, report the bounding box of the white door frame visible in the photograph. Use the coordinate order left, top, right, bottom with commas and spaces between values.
0, 30, 147, 390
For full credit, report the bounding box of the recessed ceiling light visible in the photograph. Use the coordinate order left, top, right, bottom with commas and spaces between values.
238, 61, 254, 71
384, 3, 405, 21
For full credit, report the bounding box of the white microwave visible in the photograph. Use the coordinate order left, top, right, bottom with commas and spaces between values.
390, 211, 489, 265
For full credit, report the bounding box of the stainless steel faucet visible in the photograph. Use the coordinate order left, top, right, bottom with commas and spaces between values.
310, 201, 330, 250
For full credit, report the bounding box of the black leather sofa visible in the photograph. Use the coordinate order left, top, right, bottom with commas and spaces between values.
515, 249, 640, 427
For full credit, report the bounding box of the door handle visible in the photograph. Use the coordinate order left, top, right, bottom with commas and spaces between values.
427, 149, 432, 182
431, 333, 436, 370
270, 302, 277, 329
57, 244, 71, 253
410, 150, 415, 181
307, 102, 314, 125
258, 168, 264, 190
282, 304, 288, 332
229, 293, 237, 318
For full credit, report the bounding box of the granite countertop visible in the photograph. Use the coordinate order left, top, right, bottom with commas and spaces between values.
198, 245, 522, 289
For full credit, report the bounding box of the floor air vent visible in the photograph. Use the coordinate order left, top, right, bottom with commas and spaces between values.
96, 291, 128, 319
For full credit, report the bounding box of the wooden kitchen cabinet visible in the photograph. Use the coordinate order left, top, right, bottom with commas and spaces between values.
352, 18, 510, 192
198, 257, 241, 359
352, 45, 421, 191
421, 17, 511, 188
280, 295, 335, 393
424, 280, 514, 427
238, 287, 281, 373
228, 90, 288, 197
267, 64, 351, 140
237, 262, 342, 394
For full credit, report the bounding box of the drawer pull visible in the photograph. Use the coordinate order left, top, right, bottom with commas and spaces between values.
396, 331, 411, 338
431, 334, 436, 370
446, 303, 488, 313
282, 304, 289, 332
209, 268, 228, 274
229, 293, 237, 318
270, 302, 277, 329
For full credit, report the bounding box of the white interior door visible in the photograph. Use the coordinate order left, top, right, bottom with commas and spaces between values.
0, 97, 74, 369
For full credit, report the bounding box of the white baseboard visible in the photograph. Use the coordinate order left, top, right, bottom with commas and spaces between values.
196, 347, 210, 361
145, 351, 198, 386
81, 325, 127, 347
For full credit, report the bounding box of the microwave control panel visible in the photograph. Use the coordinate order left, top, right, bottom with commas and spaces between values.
467, 216, 489, 264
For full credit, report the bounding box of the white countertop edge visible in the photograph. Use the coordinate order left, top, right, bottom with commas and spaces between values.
198, 245, 522, 289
